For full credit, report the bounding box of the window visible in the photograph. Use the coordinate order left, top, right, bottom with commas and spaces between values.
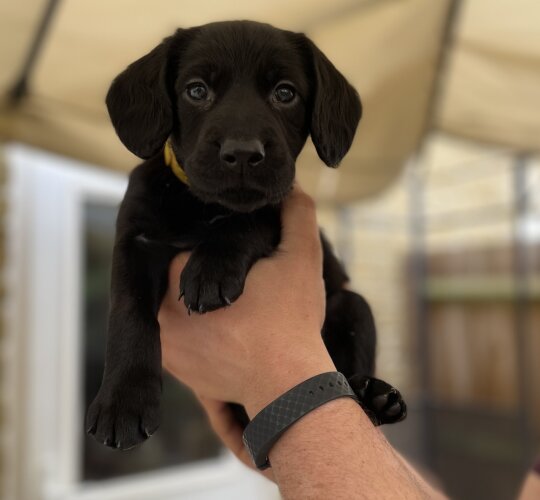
4, 144, 276, 500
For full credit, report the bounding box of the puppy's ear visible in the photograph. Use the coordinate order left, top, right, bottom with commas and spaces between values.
303, 37, 362, 167
106, 29, 191, 159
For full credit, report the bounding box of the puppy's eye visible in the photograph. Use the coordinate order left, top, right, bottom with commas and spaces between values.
273, 84, 296, 103
186, 82, 208, 101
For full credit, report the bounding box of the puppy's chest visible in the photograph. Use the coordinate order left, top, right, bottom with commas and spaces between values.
158, 188, 229, 232
128, 171, 282, 252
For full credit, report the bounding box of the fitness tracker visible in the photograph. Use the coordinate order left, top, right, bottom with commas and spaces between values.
242, 371, 358, 470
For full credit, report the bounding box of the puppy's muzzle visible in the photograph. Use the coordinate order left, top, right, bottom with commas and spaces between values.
220, 138, 265, 171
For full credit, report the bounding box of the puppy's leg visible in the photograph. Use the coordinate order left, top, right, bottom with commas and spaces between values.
180, 209, 279, 313
86, 238, 175, 450
323, 290, 406, 425
322, 289, 375, 377
321, 236, 406, 425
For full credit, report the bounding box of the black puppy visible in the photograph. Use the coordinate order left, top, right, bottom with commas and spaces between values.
87, 21, 406, 450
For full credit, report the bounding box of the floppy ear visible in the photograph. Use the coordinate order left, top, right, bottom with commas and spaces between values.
106, 29, 190, 159
304, 38, 362, 167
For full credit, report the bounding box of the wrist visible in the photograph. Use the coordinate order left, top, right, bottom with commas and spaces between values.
243, 341, 336, 418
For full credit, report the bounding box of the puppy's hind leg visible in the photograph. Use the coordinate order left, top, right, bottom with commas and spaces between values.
322, 289, 407, 426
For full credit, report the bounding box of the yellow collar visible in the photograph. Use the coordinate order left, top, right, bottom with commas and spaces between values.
164, 141, 189, 185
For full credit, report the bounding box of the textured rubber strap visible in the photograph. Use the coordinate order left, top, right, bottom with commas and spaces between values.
242, 372, 358, 470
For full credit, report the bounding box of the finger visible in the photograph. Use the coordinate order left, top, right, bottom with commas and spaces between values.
197, 397, 246, 456
197, 396, 253, 466
279, 184, 321, 259
197, 396, 275, 482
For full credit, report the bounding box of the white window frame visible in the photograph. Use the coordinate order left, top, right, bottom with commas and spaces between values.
3, 144, 276, 500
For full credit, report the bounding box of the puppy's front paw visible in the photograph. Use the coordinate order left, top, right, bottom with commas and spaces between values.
179, 251, 246, 313
348, 375, 407, 426
86, 381, 160, 450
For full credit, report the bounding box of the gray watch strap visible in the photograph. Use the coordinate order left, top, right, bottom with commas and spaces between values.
242, 371, 358, 470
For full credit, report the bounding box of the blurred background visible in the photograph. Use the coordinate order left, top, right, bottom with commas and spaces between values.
1, 0, 539, 499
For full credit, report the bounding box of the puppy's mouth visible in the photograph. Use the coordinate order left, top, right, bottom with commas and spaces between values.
191, 185, 289, 213
218, 187, 268, 210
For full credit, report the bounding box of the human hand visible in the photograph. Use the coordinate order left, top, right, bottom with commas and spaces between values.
159, 185, 335, 416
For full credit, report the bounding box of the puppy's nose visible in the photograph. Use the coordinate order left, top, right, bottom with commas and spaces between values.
220, 139, 265, 169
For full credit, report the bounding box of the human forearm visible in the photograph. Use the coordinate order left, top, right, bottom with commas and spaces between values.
244, 356, 434, 500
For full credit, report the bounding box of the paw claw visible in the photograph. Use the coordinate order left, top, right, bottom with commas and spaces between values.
179, 251, 245, 313
86, 382, 161, 450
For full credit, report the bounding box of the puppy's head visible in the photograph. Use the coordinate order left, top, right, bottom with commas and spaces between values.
107, 21, 361, 212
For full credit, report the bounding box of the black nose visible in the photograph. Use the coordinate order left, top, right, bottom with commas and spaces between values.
220, 139, 265, 169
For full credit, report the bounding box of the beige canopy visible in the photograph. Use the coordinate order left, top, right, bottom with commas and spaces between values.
1, 0, 539, 202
